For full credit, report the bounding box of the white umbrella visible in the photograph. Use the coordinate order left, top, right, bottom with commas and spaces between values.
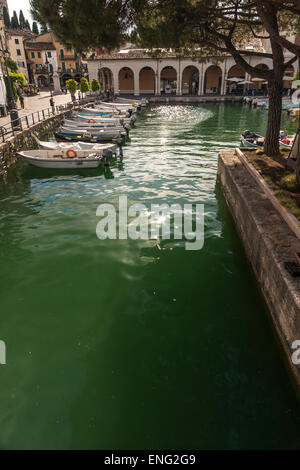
238, 80, 252, 84
251, 77, 265, 81
282, 75, 294, 80
227, 77, 244, 82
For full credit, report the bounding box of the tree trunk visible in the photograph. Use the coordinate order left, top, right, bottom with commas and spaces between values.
264, 75, 283, 157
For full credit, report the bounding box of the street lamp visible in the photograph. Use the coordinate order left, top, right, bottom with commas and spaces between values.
0, 34, 20, 128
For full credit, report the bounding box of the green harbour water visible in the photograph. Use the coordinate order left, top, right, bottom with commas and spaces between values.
0, 103, 299, 449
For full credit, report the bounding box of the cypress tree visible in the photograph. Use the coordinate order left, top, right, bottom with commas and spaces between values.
3, 7, 11, 28
10, 11, 19, 30
19, 10, 26, 29
25, 20, 31, 30
32, 22, 39, 35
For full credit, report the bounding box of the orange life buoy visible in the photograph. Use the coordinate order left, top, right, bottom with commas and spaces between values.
88, 119, 95, 123
66, 149, 77, 158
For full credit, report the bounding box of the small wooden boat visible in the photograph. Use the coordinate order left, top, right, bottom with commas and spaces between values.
94, 104, 132, 114
241, 130, 296, 150
115, 97, 148, 106
280, 135, 295, 150
55, 129, 125, 144
72, 113, 136, 125
17, 149, 114, 169
97, 102, 138, 113
64, 118, 132, 130
59, 126, 126, 139
32, 134, 119, 154
241, 130, 264, 148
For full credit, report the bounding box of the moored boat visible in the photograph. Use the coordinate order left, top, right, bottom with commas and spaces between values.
72, 113, 136, 125
17, 149, 114, 169
32, 134, 119, 154
241, 130, 265, 148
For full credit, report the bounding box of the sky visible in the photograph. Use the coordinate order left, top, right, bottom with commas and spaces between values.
7, 0, 33, 23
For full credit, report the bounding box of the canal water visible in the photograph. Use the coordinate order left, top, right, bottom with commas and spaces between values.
0, 103, 299, 450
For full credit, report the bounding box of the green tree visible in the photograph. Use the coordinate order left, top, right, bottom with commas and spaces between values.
80, 77, 90, 95
5, 72, 27, 102
65, 78, 78, 101
19, 9, 26, 29
91, 78, 100, 93
32, 21, 39, 35
25, 20, 31, 30
10, 10, 20, 29
5, 57, 19, 73
3, 6, 11, 28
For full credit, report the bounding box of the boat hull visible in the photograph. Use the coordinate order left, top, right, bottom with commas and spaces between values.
54, 132, 124, 144
18, 154, 102, 169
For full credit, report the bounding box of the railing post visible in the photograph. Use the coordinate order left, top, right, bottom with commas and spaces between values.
38, 111, 40, 122
25, 115, 29, 128
42, 110, 45, 120
32, 113, 34, 125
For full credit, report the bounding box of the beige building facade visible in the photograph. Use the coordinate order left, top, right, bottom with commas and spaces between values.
6, 29, 34, 81
88, 44, 299, 97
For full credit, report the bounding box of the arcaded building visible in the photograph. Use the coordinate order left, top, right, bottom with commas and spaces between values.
87, 41, 298, 97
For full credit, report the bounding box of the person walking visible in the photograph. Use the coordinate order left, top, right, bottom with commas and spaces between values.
19, 94, 24, 109
50, 97, 55, 114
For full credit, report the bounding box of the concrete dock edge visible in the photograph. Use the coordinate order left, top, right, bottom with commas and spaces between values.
218, 149, 300, 390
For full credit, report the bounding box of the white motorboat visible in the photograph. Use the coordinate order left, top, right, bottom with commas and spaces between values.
72, 113, 135, 125
32, 134, 118, 154
97, 101, 137, 112
18, 149, 114, 169
64, 118, 131, 129
115, 97, 148, 106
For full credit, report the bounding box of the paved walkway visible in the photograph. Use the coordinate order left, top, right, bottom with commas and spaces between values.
0, 91, 73, 128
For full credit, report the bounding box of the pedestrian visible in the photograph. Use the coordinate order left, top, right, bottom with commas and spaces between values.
19, 94, 24, 109
50, 97, 55, 114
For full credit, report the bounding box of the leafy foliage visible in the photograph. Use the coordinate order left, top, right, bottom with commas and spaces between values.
65, 79, 78, 95
30, 0, 133, 52
3, 6, 10, 28
19, 10, 26, 29
10, 10, 19, 29
32, 21, 39, 35
91, 78, 100, 92
5, 57, 19, 73
8, 73, 27, 101
80, 77, 90, 94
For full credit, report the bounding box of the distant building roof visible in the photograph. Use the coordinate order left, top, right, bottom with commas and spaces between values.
25, 41, 56, 51
6, 28, 35, 38
88, 38, 267, 61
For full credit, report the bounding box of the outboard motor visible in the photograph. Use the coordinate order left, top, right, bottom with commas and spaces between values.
113, 134, 124, 158
127, 109, 133, 117
102, 149, 113, 166
131, 115, 137, 125
137, 105, 141, 112
123, 123, 131, 137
